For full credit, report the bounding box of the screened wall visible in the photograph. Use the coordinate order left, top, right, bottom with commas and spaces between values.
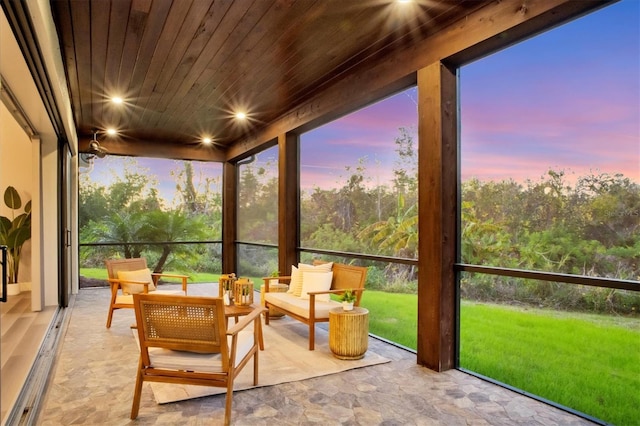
458, 1, 639, 423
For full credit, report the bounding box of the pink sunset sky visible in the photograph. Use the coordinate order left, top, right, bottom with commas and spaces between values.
298, 0, 639, 190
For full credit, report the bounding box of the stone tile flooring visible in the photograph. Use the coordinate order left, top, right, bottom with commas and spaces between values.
36, 284, 596, 425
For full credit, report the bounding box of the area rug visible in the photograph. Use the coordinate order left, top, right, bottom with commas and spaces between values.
136, 316, 390, 404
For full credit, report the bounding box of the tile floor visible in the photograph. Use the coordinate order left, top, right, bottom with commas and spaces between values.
35, 284, 597, 425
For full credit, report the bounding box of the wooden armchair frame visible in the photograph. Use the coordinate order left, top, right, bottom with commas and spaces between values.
105, 258, 189, 328
131, 294, 265, 425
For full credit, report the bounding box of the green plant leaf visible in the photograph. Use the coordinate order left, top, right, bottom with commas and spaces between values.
0, 216, 11, 243
12, 213, 30, 229
9, 226, 31, 249
4, 186, 21, 210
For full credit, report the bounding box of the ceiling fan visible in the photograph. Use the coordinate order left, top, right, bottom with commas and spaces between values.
87, 129, 108, 158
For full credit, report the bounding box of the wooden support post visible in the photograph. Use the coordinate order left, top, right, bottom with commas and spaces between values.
278, 133, 299, 274
417, 62, 458, 371
222, 161, 237, 274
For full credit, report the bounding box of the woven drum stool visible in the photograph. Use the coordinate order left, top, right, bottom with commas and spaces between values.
329, 307, 369, 360
260, 282, 289, 318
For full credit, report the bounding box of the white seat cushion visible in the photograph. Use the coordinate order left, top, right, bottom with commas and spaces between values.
264, 292, 341, 320
147, 329, 255, 372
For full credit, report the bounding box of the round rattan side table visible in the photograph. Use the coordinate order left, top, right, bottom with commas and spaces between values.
329, 307, 369, 360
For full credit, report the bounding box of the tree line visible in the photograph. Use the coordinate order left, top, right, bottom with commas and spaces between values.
79, 159, 222, 275
79, 130, 639, 314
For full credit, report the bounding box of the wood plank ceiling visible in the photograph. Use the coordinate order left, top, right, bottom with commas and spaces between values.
51, 0, 488, 159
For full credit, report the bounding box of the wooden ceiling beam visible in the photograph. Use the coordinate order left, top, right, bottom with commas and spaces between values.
77, 136, 226, 162
226, 0, 610, 161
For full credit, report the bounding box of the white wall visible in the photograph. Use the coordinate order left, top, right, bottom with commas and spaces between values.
0, 103, 33, 283
1, 9, 58, 308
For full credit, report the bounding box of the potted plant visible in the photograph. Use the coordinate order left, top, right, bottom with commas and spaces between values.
268, 269, 281, 285
340, 289, 357, 311
0, 186, 31, 291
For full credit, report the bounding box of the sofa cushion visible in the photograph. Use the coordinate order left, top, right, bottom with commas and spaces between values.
264, 292, 340, 320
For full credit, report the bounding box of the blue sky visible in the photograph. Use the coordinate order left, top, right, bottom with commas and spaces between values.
89, 0, 639, 199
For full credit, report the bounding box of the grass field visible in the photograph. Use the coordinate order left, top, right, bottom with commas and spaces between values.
80, 268, 638, 424
360, 290, 639, 426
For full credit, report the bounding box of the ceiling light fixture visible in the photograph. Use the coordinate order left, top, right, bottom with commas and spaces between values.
203, 137, 212, 144
106, 128, 117, 135
235, 111, 247, 120
111, 96, 123, 104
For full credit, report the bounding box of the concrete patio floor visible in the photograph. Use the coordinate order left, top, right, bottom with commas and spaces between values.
35, 283, 597, 425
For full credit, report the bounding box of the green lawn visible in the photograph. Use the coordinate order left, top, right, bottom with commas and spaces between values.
458, 301, 639, 426
360, 290, 639, 426
80, 269, 638, 424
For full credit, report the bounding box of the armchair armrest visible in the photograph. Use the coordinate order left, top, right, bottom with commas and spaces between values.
261, 276, 292, 282
152, 272, 189, 279
107, 278, 151, 293
226, 306, 267, 336
307, 288, 366, 306
151, 272, 189, 294
226, 306, 266, 364
306, 288, 366, 296
262, 275, 291, 293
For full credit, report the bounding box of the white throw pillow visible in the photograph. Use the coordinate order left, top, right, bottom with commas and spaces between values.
117, 268, 155, 294
291, 262, 333, 297
286, 265, 300, 294
300, 271, 333, 302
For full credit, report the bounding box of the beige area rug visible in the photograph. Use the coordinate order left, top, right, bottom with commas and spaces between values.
138, 316, 390, 404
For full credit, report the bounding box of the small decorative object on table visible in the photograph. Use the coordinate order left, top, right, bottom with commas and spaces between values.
234, 278, 254, 306
219, 273, 237, 305
340, 288, 357, 311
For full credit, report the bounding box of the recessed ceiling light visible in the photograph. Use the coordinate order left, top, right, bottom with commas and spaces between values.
111, 96, 123, 104
203, 137, 212, 144
106, 128, 117, 135
235, 112, 247, 120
